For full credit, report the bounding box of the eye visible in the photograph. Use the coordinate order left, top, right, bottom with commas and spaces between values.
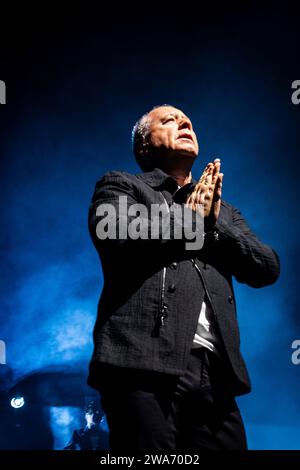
163, 117, 175, 124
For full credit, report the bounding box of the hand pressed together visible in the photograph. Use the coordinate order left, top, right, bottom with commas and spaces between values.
186, 158, 223, 230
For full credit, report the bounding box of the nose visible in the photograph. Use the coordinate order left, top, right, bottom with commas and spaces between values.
178, 117, 192, 131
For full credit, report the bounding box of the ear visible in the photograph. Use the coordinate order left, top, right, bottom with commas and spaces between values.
141, 141, 150, 156
139, 147, 154, 171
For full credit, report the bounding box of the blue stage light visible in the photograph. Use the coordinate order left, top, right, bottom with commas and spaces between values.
10, 397, 25, 408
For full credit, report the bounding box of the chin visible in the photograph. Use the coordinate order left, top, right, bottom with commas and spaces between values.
176, 144, 197, 155
176, 149, 198, 158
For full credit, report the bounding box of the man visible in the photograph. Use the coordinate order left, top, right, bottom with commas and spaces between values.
87, 105, 280, 451
64, 400, 109, 450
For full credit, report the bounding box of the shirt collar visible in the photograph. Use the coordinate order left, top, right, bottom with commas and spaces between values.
136, 167, 197, 190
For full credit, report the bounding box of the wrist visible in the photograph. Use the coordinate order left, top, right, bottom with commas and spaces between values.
204, 217, 220, 241
204, 216, 216, 233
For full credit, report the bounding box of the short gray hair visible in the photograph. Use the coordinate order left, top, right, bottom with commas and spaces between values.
132, 104, 172, 171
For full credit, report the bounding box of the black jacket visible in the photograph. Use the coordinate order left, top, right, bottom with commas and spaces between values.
64, 425, 109, 450
87, 167, 280, 396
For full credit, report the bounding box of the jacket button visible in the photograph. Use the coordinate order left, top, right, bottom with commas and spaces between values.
213, 230, 219, 241
168, 284, 176, 293
170, 262, 178, 269
228, 295, 234, 304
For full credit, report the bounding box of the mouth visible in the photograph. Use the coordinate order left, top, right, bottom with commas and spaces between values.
177, 133, 194, 142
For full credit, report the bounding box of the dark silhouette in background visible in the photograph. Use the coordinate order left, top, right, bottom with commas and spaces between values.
0, 365, 53, 450
0, 366, 102, 450
64, 400, 109, 450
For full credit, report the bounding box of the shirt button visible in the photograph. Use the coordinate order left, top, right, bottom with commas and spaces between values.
228, 295, 234, 304
168, 284, 176, 293
170, 262, 178, 269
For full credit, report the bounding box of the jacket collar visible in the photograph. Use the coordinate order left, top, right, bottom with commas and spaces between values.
136, 167, 197, 189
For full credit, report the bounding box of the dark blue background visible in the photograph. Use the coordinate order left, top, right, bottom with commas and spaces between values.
1, 3, 300, 449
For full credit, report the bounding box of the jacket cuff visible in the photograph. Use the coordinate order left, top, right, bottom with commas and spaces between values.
206, 217, 239, 243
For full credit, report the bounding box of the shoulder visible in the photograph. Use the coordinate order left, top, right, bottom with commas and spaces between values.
219, 199, 246, 223
220, 199, 234, 216
92, 170, 143, 192
94, 170, 135, 185
221, 198, 246, 212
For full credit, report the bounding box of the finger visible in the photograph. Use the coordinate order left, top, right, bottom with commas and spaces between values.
217, 172, 224, 185
205, 164, 214, 185
215, 172, 223, 187
187, 192, 196, 206
198, 162, 213, 185
213, 158, 221, 175
214, 173, 223, 199
194, 204, 205, 217
196, 190, 204, 204
213, 159, 221, 173
205, 161, 214, 171
200, 162, 214, 179
200, 190, 206, 205
212, 159, 221, 183
195, 188, 206, 208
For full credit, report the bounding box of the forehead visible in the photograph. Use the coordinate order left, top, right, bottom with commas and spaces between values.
148, 106, 190, 123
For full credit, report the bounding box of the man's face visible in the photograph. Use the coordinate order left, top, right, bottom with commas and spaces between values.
147, 106, 199, 160
85, 410, 102, 426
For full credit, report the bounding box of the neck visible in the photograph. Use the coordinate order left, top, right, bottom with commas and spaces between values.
165, 168, 192, 187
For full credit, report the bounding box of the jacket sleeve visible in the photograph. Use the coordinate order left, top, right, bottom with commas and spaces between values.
213, 203, 280, 287
88, 171, 204, 254
63, 430, 81, 450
